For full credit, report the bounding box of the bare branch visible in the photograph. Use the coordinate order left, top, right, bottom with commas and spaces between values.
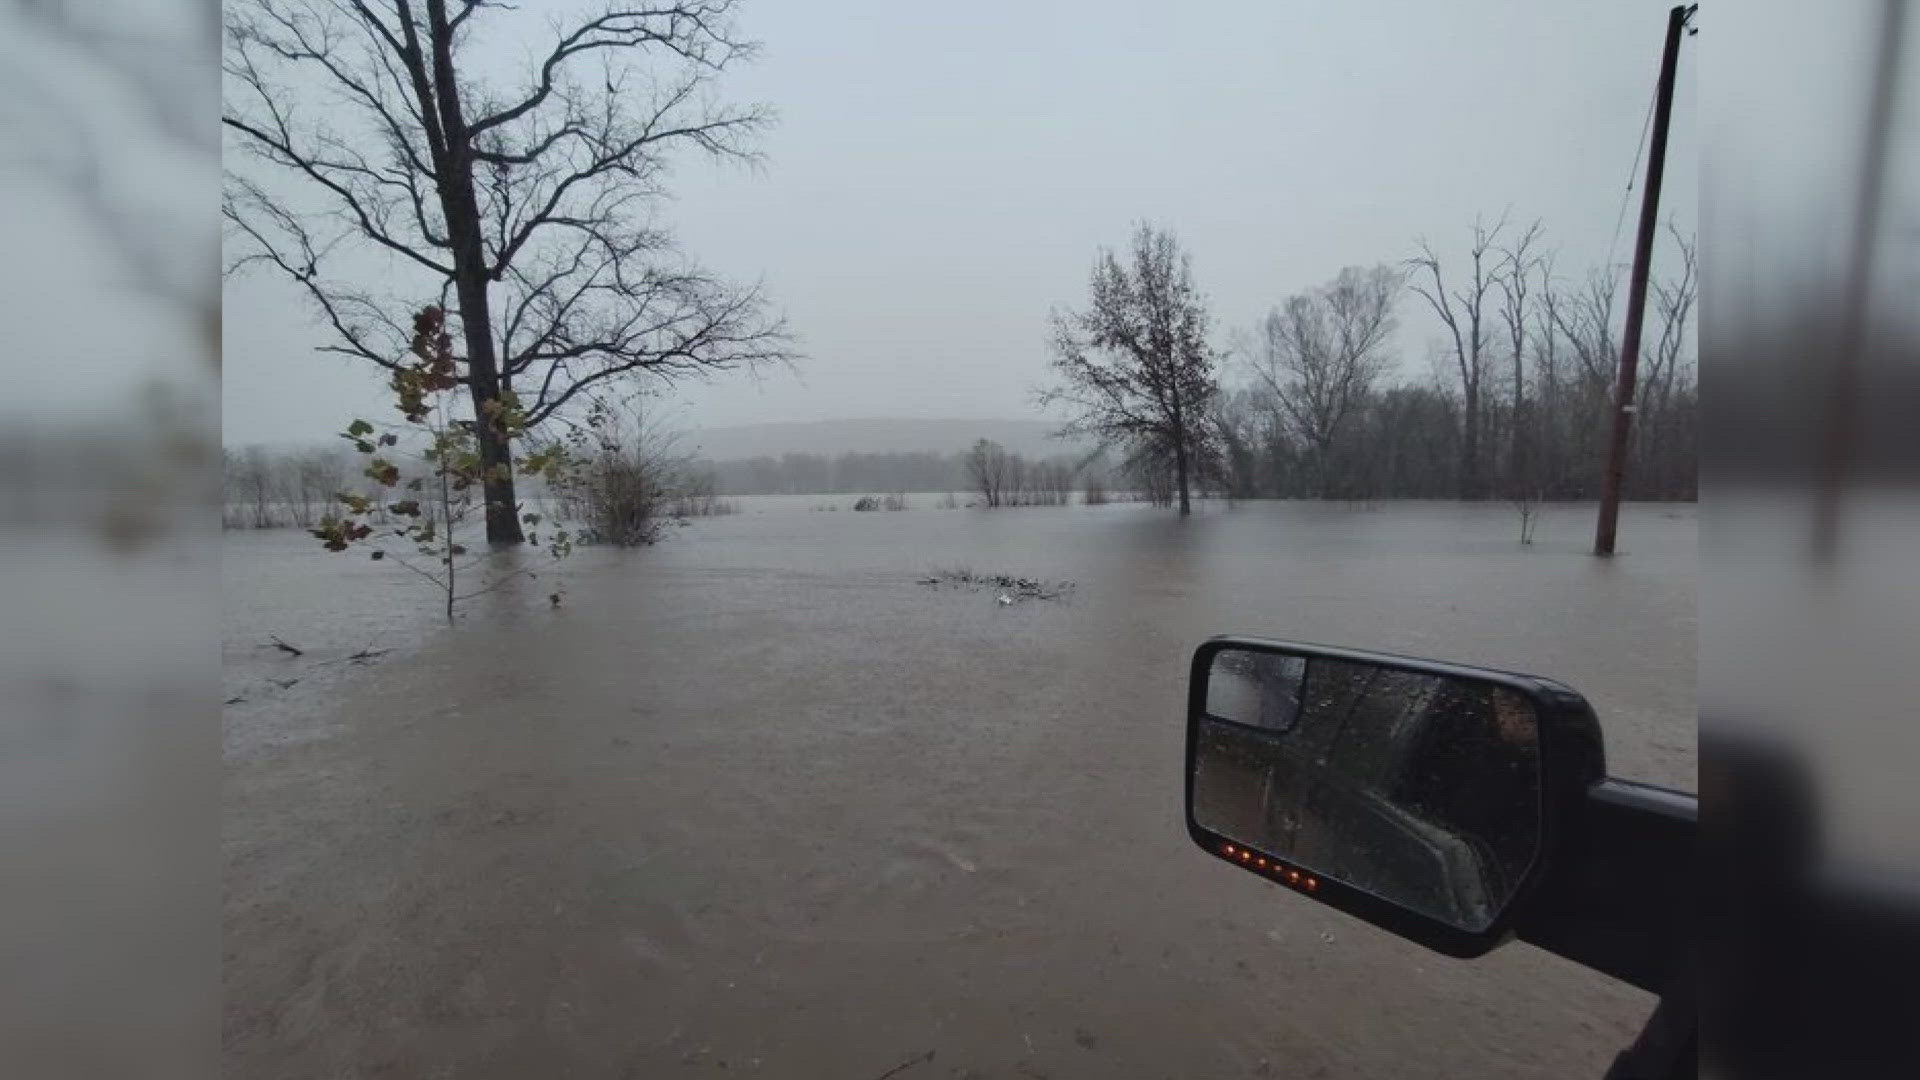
224, 0, 789, 443
1252, 265, 1401, 497
468, 3, 755, 137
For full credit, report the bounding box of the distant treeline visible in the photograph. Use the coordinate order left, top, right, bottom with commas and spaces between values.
224, 442, 1102, 526
690, 372, 1698, 506
697, 450, 1104, 497
1211, 379, 1696, 502
224, 443, 570, 529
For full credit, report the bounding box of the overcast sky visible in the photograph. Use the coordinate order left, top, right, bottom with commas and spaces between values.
221, 0, 1698, 447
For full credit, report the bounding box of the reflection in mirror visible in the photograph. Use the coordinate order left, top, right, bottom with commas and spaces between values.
1193, 649, 1542, 931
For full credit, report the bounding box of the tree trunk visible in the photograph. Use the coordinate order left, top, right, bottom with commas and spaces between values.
427, 0, 524, 545
1173, 431, 1192, 516
1315, 437, 1335, 500
1460, 385, 1482, 500
1510, 355, 1525, 496
450, 271, 524, 545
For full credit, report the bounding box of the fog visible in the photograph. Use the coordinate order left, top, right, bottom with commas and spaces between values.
221, 0, 1697, 448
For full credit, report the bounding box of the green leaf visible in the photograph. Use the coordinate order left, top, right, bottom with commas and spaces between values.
370, 550, 385, 561
346, 419, 374, 437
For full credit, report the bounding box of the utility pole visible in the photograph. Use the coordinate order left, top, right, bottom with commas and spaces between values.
1595, 4, 1696, 556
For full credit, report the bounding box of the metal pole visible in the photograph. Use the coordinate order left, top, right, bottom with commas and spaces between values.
1595, 5, 1694, 556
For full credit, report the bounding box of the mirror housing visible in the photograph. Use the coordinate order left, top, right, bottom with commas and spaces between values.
1185, 636, 1606, 958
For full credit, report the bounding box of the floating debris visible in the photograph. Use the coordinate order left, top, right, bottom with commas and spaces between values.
921, 567, 1075, 604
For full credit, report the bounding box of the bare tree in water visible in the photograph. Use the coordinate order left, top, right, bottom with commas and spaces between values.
223, 1, 792, 545
1253, 264, 1401, 499
965, 438, 1010, 507
1495, 221, 1546, 499
1042, 223, 1220, 516
1410, 215, 1506, 500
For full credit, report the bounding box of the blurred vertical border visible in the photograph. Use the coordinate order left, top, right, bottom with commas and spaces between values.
1703, 0, 1920, 1075
0, 1, 218, 1077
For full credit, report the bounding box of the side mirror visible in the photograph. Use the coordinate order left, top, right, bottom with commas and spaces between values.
1186, 637, 1605, 957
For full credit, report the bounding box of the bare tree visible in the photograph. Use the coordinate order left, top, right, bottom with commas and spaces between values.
1253, 264, 1401, 498
1005, 453, 1030, 505
1646, 222, 1698, 419
1528, 254, 1571, 493
1409, 215, 1506, 499
223, 1, 793, 545
1042, 223, 1219, 516
1637, 223, 1698, 498
1495, 222, 1545, 498
286, 447, 346, 528
1037, 460, 1074, 506
1548, 265, 1624, 392
1211, 386, 1270, 500
230, 446, 279, 528
1513, 490, 1541, 545
965, 438, 1009, 508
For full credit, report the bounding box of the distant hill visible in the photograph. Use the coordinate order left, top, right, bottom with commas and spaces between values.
679, 418, 1093, 462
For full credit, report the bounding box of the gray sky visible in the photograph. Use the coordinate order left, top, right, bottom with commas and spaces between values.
222, 0, 1698, 447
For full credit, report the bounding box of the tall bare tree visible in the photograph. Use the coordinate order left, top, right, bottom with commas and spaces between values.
1646, 223, 1698, 418
223, 1, 792, 544
1495, 221, 1545, 496
1529, 253, 1571, 491
1252, 264, 1401, 498
1409, 215, 1505, 499
1042, 223, 1219, 516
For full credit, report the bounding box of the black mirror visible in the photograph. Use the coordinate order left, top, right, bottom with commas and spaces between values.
1186, 638, 1604, 956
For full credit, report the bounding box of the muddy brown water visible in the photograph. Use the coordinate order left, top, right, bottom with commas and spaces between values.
224, 499, 1693, 1078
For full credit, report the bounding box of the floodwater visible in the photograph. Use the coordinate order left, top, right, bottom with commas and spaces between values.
223, 499, 1694, 1078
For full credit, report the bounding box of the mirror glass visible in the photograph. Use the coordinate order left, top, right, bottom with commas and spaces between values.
1193, 648, 1543, 931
